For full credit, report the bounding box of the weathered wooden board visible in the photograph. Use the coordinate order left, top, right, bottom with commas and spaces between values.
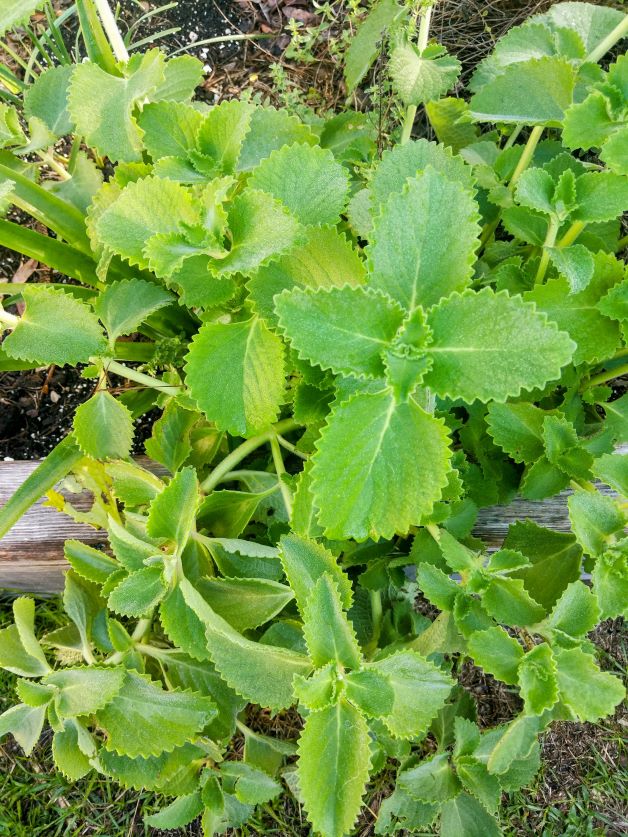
0, 449, 625, 593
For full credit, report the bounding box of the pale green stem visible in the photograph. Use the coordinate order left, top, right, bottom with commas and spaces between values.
365, 589, 383, 659
584, 361, 628, 389
270, 434, 293, 518
557, 220, 586, 248
0, 307, 18, 327
400, 1, 434, 145
97, 357, 182, 395
131, 616, 152, 642
93, 0, 130, 62
503, 123, 523, 150
585, 16, 628, 64
37, 150, 70, 180
426, 523, 441, 542
200, 418, 301, 492
535, 216, 559, 283
509, 125, 543, 187
276, 433, 308, 460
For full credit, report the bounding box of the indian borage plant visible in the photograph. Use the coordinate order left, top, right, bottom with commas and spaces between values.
0, 0, 626, 834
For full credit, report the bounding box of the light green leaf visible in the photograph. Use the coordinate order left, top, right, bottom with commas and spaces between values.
389, 43, 460, 106
108, 566, 167, 617
62, 571, 102, 658
467, 627, 524, 685
537, 3, 625, 55
367, 167, 480, 310
482, 576, 545, 626
12, 597, 50, 672
399, 753, 461, 802
547, 245, 595, 293
24, 66, 73, 136
95, 278, 173, 344
455, 758, 502, 815
344, 0, 404, 92
486, 402, 545, 464
568, 490, 626, 556
0, 623, 50, 678
249, 143, 349, 226
44, 666, 126, 717
518, 644, 558, 715
108, 517, 160, 572
440, 792, 501, 837
180, 578, 311, 712
2, 285, 106, 367
95, 175, 199, 269
298, 700, 371, 837
555, 647, 625, 722
310, 389, 452, 541
196, 100, 254, 173
424, 288, 575, 402
185, 316, 284, 437
487, 715, 539, 775
73, 392, 134, 461
248, 225, 365, 326
138, 100, 203, 161
0, 0, 44, 36
97, 671, 215, 757
294, 663, 338, 710
68, 52, 166, 162
367, 650, 453, 739
144, 401, 197, 475
592, 547, 628, 620
151, 55, 203, 102
597, 280, 628, 323
572, 172, 628, 223
275, 285, 404, 379
544, 580, 600, 638
515, 167, 556, 215
99, 743, 205, 794
147, 466, 198, 548
302, 574, 362, 669
344, 669, 395, 718
416, 563, 460, 611
52, 720, 93, 780
145, 791, 203, 829
0, 703, 46, 755
278, 532, 352, 614
160, 585, 210, 661
198, 489, 272, 539
197, 576, 293, 632
425, 97, 479, 153
470, 57, 576, 124
237, 106, 317, 171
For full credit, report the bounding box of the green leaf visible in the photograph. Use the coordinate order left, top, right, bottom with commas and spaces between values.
544, 581, 600, 638
0, 621, 50, 678
147, 466, 198, 548
597, 280, 628, 324
144, 401, 197, 475
344, 669, 395, 718
467, 627, 524, 685
554, 647, 625, 722
367, 650, 453, 739
159, 585, 210, 661
237, 106, 317, 172
416, 563, 460, 611
208, 188, 300, 277
52, 720, 93, 780
568, 490, 626, 556
298, 700, 371, 837
470, 57, 575, 125
151, 55, 203, 102
425, 97, 479, 153
294, 663, 338, 710
278, 533, 352, 614
547, 245, 594, 294
0, 703, 46, 755
108, 517, 160, 572
302, 574, 362, 669
344, 0, 404, 92
572, 172, 628, 223
24, 65, 73, 136
68, 52, 165, 162
455, 758, 502, 814
367, 167, 480, 310
399, 753, 461, 802
137, 100, 203, 161
524, 253, 623, 365
73, 391, 134, 461
95, 175, 199, 269
145, 791, 203, 829
95, 278, 173, 344
486, 402, 545, 464
44, 666, 126, 717
99, 743, 205, 794
310, 389, 451, 540
592, 547, 628, 620
180, 578, 311, 712
108, 566, 167, 617
275, 285, 404, 379
62, 571, 102, 657
63, 540, 118, 584
249, 143, 349, 226
196, 99, 253, 173
537, 3, 625, 55
518, 644, 558, 715
486, 715, 539, 775
198, 489, 271, 539
502, 520, 582, 610
196, 576, 293, 632
97, 671, 215, 757
222, 761, 282, 806
440, 792, 501, 837
482, 576, 545, 627
0, 0, 44, 36
3, 285, 106, 366
389, 43, 461, 106
185, 316, 285, 436
424, 288, 575, 403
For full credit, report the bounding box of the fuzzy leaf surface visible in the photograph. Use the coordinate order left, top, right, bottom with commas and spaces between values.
73, 392, 134, 461
467, 627, 524, 685
302, 575, 362, 669
555, 647, 625, 722
278, 533, 352, 614
94, 278, 172, 343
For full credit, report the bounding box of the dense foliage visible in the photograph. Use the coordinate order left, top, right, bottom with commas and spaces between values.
0, 1, 626, 834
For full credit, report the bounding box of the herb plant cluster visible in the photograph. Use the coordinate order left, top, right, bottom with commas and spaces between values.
0, 1, 627, 835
